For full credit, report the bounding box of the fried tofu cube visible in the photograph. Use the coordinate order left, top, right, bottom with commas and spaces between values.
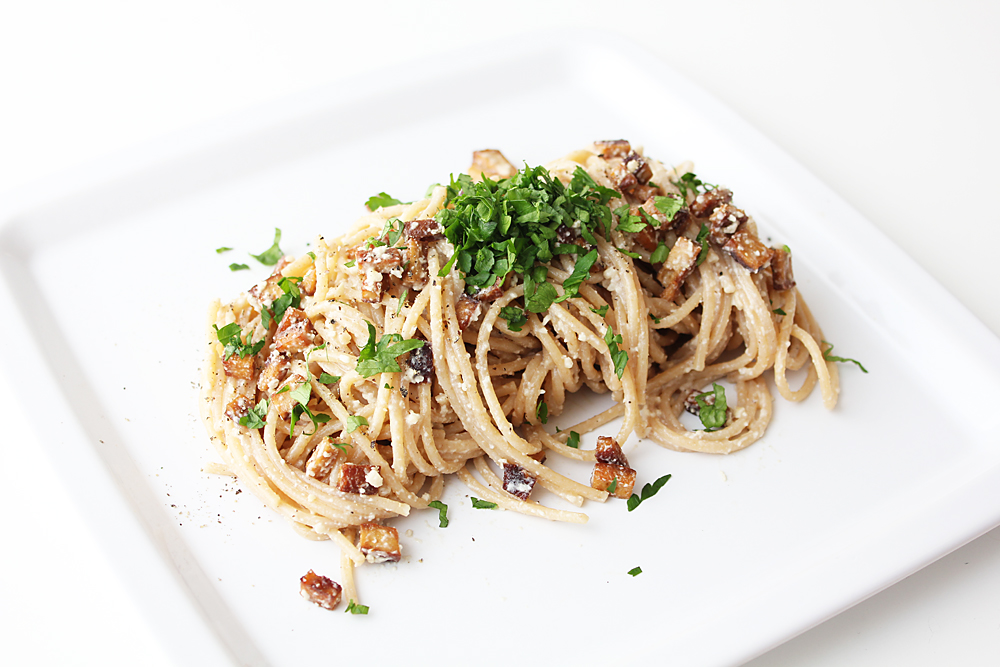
305, 437, 343, 483
591, 462, 637, 499
657, 236, 701, 301
257, 350, 290, 394
724, 229, 773, 272
271, 373, 306, 419
299, 570, 342, 610
225, 395, 253, 422
274, 307, 316, 354
359, 522, 401, 563
337, 463, 381, 495
222, 352, 255, 381
595, 436, 630, 467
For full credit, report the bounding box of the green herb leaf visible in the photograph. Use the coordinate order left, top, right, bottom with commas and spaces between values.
499, 305, 527, 332
555, 249, 598, 302
822, 341, 868, 373
471, 497, 498, 510
213, 323, 264, 360
627, 473, 672, 512
396, 288, 408, 316
604, 326, 628, 379
345, 414, 368, 433
216, 246, 233, 254
650, 242, 669, 264
773, 308, 787, 316
607, 478, 618, 493
318, 373, 341, 384
566, 431, 580, 449
616, 247, 641, 259
356, 321, 426, 377
673, 172, 716, 200
229, 262, 250, 271
366, 192, 403, 210
250, 228, 284, 266
694, 383, 728, 430
536, 400, 548, 424
591, 305, 609, 317
428, 500, 449, 527
653, 195, 684, 221
307, 251, 316, 260
238, 398, 269, 429
695, 224, 710, 266
345, 599, 369, 615
627, 566, 642, 577
345, 259, 356, 268
330, 441, 350, 452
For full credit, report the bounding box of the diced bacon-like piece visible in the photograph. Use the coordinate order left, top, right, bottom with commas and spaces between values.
299, 570, 342, 610
257, 351, 290, 394
357, 245, 404, 302
595, 436, 630, 467
248, 270, 284, 305
469, 149, 517, 180
271, 374, 306, 419
689, 187, 733, 218
222, 353, 255, 381
274, 307, 316, 354
770, 246, 796, 291
402, 238, 429, 290
337, 463, 381, 495
225, 395, 253, 422
634, 225, 659, 252
404, 218, 445, 241
724, 230, 773, 272
623, 152, 653, 185
471, 274, 507, 302
591, 462, 637, 499
404, 345, 433, 384
359, 522, 401, 563
305, 437, 343, 483
657, 237, 701, 301
594, 139, 631, 159
300, 265, 317, 297
707, 204, 748, 246
503, 463, 536, 500
455, 293, 483, 331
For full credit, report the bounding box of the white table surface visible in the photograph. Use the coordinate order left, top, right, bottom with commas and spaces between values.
1, 1, 998, 665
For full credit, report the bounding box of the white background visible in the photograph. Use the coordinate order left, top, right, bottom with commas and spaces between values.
1, 1, 998, 665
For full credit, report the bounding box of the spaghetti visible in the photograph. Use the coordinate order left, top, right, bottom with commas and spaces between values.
199, 140, 839, 607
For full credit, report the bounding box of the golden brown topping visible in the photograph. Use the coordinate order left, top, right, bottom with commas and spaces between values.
591, 462, 637, 499
623, 152, 653, 185
401, 238, 429, 291
469, 149, 517, 181
359, 522, 401, 563
337, 463, 381, 495
257, 350, 290, 394
634, 225, 659, 253
770, 246, 795, 291
300, 265, 317, 297
357, 244, 405, 302
595, 436, 629, 467
594, 139, 631, 159
503, 462, 537, 500
273, 307, 316, 354
657, 237, 701, 301
689, 187, 733, 218
225, 395, 253, 422
724, 230, 773, 272
455, 293, 483, 331
271, 373, 306, 419
707, 204, 748, 245
305, 437, 343, 483
404, 218, 445, 241
299, 570, 342, 610
222, 353, 255, 381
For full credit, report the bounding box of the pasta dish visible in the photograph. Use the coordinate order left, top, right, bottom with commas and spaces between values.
199, 140, 841, 610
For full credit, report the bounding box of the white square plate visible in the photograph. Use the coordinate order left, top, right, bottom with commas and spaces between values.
2, 35, 999, 667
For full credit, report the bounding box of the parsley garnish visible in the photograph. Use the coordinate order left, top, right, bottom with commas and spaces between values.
591, 305, 609, 317
250, 228, 284, 266
344, 415, 368, 433
213, 323, 264, 360
773, 308, 786, 315
344, 259, 356, 268
287, 380, 331, 437
614, 204, 647, 233
650, 242, 669, 264
693, 384, 728, 430
536, 400, 548, 424
366, 192, 403, 210
607, 478, 618, 493
566, 431, 580, 449
604, 326, 628, 379
238, 398, 269, 429
627, 566, 642, 577
616, 247, 641, 259
499, 305, 527, 332
471, 497, 498, 510
653, 195, 684, 221
318, 373, 341, 384
395, 288, 408, 316
329, 441, 350, 452
229, 263, 250, 271
345, 599, 369, 615
216, 246, 233, 253
694, 224, 710, 266
356, 321, 425, 377
558, 249, 599, 301
673, 172, 716, 200
428, 500, 449, 527
627, 474, 672, 512
822, 341, 868, 373
261, 276, 302, 329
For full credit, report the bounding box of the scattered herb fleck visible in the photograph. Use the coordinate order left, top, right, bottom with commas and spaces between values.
471, 497, 498, 510
566, 431, 580, 449
627, 474, 672, 512
822, 341, 868, 373
250, 228, 284, 266
428, 500, 449, 527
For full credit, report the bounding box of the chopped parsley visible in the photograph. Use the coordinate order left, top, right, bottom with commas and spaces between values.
229, 263, 250, 271
650, 242, 669, 265
329, 441, 350, 452
694, 224, 710, 266
287, 380, 331, 437
215, 246, 233, 253
607, 478, 618, 494
773, 308, 787, 316
566, 431, 580, 449
604, 326, 628, 379
250, 228, 284, 266
591, 305, 609, 317
614, 204, 647, 234
616, 247, 641, 259
344, 414, 368, 434
345, 599, 369, 615
356, 321, 425, 377
471, 497, 498, 510
213, 323, 264, 360
499, 305, 527, 332
366, 192, 403, 210
318, 373, 341, 384
261, 276, 302, 329
627, 474, 672, 512
344, 259, 356, 268
558, 249, 599, 301
238, 398, 269, 429
627, 566, 642, 577
822, 341, 868, 373
673, 172, 716, 200
395, 288, 408, 316
428, 500, 449, 527
536, 400, 548, 424
653, 195, 684, 221
694, 384, 728, 430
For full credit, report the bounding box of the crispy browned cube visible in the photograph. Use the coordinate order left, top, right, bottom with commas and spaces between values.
222, 352, 255, 381
455, 293, 483, 331
591, 462, 637, 499
689, 187, 733, 218
595, 436, 630, 467
274, 307, 316, 354
404, 218, 444, 241
469, 149, 517, 180
305, 437, 343, 483
657, 236, 701, 301
707, 204, 748, 245
402, 238, 428, 290
594, 139, 631, 159
299, 570, 342, 610
502, 462, 537, 500
225, 395, 252, 422
249, 271, 284, 304
634, 223, 659, 253
270, 373, 306, 420
724, 230, 773, 272
257, 350, 290, 394
623, 152, 653, 185
405, 345, 433, 384
770, 246, 796, 291
337, 463, 381, 495
300, 265, 317, 297
359, 522, 401, 563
